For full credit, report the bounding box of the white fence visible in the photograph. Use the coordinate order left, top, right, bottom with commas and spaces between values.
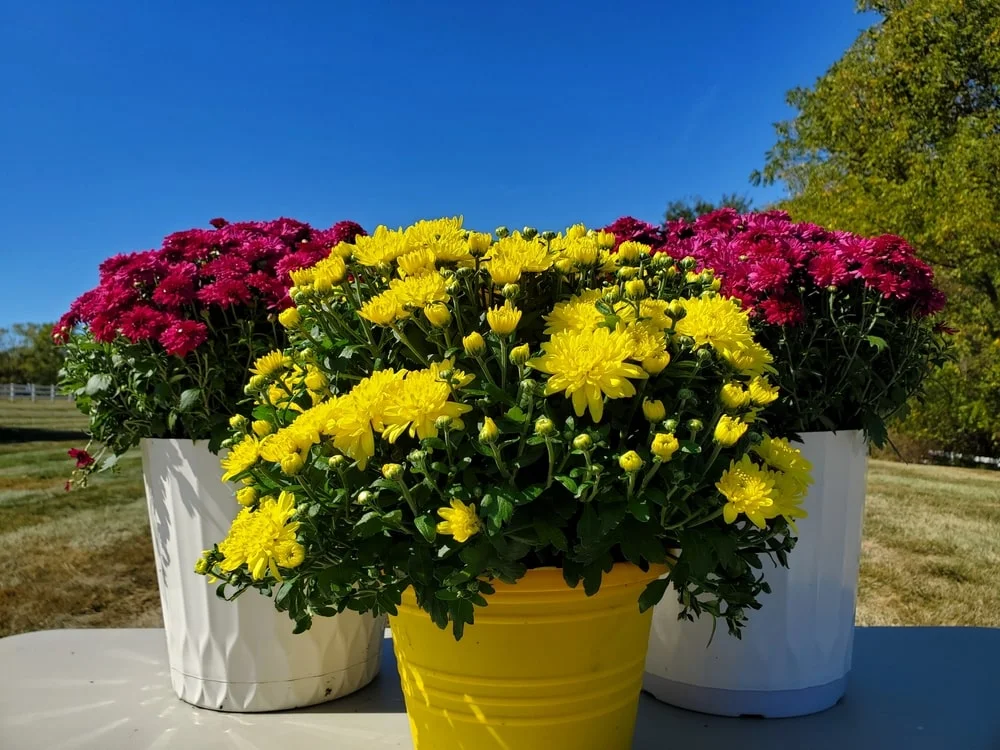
3, 383, 69, 401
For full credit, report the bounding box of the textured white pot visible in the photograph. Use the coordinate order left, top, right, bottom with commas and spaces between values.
644, 430, 868, 717
141, 438, 385, 712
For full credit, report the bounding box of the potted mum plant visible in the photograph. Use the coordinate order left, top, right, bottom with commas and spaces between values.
605, 210, 950, 717
198, 217, 811, 748
57, 217, 387, 712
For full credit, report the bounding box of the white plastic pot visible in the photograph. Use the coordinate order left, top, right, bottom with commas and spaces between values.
644, 430, 868, 717
141, 438, 385, 712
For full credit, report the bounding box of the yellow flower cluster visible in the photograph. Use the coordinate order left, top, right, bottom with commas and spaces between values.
217, 491, 305, 580
716, 437, 812, 527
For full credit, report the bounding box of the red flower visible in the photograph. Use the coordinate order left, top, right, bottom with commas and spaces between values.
119, 306, 169, 342
159, 320, 208, 357
68, 448, 95, 469
209, 217, 229, 228
153, 263, 199, 308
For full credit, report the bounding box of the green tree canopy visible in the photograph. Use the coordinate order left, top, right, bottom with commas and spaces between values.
753, 0, 1000, 452
0, 323, 64, 384
664, 193, 752, 222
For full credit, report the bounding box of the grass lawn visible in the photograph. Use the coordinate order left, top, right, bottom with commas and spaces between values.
0, 400, 997, 636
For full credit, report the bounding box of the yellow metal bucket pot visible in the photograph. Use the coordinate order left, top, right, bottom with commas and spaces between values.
389, 563, 666, 750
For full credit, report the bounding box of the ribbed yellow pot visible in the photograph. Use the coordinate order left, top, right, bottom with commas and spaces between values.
389, 563, 666, 750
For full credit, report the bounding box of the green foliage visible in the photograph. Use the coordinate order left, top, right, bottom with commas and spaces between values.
0, 323, 64, 384
59, 321, 285, 476
665, 193, 752, 223
753, 0, 1000, 451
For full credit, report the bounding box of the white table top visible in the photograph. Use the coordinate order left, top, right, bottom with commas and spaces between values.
0, 627, 997, 749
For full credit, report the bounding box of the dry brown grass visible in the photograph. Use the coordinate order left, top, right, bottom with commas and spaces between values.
857, 459, 1000, 627
1, 402, 998, 636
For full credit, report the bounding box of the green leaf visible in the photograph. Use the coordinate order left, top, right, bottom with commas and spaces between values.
178, 388, 202, 413
866, 335, 888, 352
505, 406, 528, 423
627, 496, 651, 522
554, 475, 579, 494
638, 578, 670, 613
85, 373, 112, 395
414, 514, 438, 543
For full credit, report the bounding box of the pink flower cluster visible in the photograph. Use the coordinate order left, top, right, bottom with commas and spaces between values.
604, 209, 945, 326
55, 218, 365, 357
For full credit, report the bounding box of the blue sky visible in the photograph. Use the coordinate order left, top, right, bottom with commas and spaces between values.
0, 1, 874, 329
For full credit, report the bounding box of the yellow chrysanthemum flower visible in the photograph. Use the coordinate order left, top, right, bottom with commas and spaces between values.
351, 225, 409, 266
528, 327, 648, 422
251, 350, 289, 379
558, 236, 602, 268
486, 301, 522, 336
621, 322, 667, 362
289, 267, 315, 287
236, 486, 258, 506
619, 450, 644, 473
484, 233, 554, 283
278, 307, 301, 328
396, 247, 437, 277
424, 302, 452, 328
543, 290, 604, 335
651, 432, 680, 461
218, 491, 305, 581
462, 331, 486, 355
616, 241, 648, 263
436, 499, 481, 543
753, 436, 813, 492
713, 415, 749, 446
358, 291, 408, 326
674, 296, 755, 352
642, 398, 666, 422
221, 435, 260, 481
565, 223, 587, 240
381, 368, 474, 443
329, 370, 405, 469
388, 272, 449, 309
720, 382, 751, 410
722, 342, 774, 376
748, 376, 780, 405
312, 255, 347, 288
716, 455, 777, 528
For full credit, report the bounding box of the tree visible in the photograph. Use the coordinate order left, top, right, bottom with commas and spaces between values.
753, 0, 1000, 452
664, 193, 753, 222
0, 323, 65, 384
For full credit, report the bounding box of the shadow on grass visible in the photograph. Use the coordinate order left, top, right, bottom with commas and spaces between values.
0, 427, 89, 444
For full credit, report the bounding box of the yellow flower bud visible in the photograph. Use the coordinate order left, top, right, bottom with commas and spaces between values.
327, 455, 346, 469
602, 287, 621, 303
617, 265, 639, 279
667, 300, 686, 318
616, 241, 647, 262
566, 223, 587, 240
194, 557, 210, 575
619, 450, 644, 473
382, 463, 404, 481
625, 279, 647, 299
596, 231, 616, 249
651, 433, 680, 462
251, 419, 273, 438
501, 283, 520, 299
304, 369, 327, 392
534, 417, 555, 436
713, 415, 749, 447
236, 486, 258, 506
229, 414, 247, 429
555, 258, 576, 274
280, 452, 306, 475
278, 307, 301, 328
720, 383, 751, 410
748, 376, 780, 405
463, 331, 486, 355
509, 343, 530, 366
641, 351, 671, 375
248, 374, 268, 391
573, 434, 593, 451
486, 301, 522, 336
479, 417, 500, 443
642, 398, 666, 422
424, 302, 452, 328
468, 231, 492, 255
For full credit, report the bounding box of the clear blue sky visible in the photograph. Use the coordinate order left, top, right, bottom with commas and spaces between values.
0, 0, 874, 329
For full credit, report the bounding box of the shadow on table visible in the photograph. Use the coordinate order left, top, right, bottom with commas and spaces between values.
298, 628, 998, 748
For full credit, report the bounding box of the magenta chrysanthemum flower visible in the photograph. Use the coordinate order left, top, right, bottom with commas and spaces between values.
159, 320, 208, 357
119, 306, 169, 342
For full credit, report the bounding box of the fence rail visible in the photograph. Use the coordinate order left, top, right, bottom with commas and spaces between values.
3, 383, 70, 401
